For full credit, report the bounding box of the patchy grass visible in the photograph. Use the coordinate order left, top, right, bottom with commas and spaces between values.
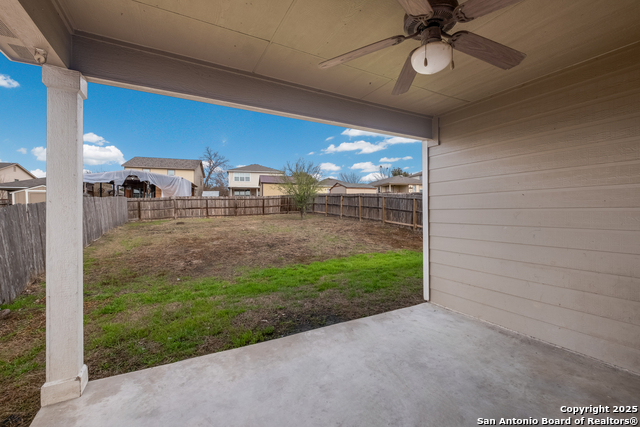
0, 214, 422, 425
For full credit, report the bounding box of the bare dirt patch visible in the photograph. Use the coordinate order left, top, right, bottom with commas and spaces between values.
85, 214, 422, 283
2, 214, 423, 426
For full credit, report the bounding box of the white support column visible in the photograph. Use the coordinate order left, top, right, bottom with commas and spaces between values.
41, 65, 88, 407
422, 140, 429, 301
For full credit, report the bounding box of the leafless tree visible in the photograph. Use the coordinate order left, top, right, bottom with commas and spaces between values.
277, 158, 321, 220
200, 147, 230, 193
369, 165, 391, 182
337, 172, 362, 183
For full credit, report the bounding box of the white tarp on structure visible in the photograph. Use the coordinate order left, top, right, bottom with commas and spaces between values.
83, 170, 192, 197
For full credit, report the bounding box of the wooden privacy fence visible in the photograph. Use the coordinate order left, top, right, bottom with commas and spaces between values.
127, 196, 297, 220
311, 193, 423, 230
0, 197, 128, 304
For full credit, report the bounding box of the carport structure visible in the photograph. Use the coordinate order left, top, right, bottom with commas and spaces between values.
0, 0, 638, 422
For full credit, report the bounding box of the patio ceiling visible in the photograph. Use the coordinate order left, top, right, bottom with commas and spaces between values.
1, 0, 639, 135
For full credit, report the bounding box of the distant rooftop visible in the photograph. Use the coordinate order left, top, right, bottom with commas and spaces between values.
0, 162, 17, 170
0, 177, 47, 191
122, 157, 202, 170
259, 175, 287, 184
370, 176, 422, 186
318, 178, 340, 187
332, 181, 374, 189
228, 164, 282, 173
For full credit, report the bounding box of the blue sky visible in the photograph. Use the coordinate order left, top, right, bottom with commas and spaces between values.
0, 54, 423, 182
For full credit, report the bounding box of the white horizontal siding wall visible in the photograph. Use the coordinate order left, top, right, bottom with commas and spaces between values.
431, 42, 640, 373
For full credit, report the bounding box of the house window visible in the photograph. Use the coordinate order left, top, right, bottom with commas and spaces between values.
143, 169, 150, 172
234, 172, 250, 182
234, 190, 250, 196
167, 170, 175, 176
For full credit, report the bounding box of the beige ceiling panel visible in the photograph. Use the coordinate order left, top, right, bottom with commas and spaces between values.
60, 0, 268, 71
255, 43, 391, 100
363, 82, 468, 115
273, 0, 404, 57
412, 0, 640, 103
129, 0, 294, 41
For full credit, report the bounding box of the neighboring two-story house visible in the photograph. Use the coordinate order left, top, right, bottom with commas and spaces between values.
0, 163, 37, 201
121, 157, 205, 196
228, 164, 282, 196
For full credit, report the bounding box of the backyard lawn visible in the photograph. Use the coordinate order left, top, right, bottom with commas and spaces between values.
0, 214, 423, 425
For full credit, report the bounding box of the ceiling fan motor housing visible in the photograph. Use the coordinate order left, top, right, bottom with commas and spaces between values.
404, 0, 458, 35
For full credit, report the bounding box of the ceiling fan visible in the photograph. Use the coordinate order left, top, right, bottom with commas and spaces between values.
318, 0, 527, 95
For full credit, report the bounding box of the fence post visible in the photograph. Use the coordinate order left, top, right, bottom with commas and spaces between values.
263, 198, 265, 215
206, 198, 209, 218
413, 198, 417, 231
340, 195, 343, 219
173, 197, 177, 220
325, 196, 328, 216
359, 196, 362, 222
382, 196, 386, 224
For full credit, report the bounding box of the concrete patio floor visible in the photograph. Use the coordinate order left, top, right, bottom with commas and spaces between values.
32, 303, 640, 427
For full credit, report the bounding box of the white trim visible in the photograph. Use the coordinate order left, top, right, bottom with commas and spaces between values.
422, 140, 429, 301
41, 65, 88, 406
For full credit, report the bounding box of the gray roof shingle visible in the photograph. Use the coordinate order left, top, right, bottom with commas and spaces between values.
0, 162, 17, 170
122, 157, 202, 170
332, 181, 374, 189
259, 175, 287, 184
370, 176, 421, 186
0, 177, 47, 190
228, 164, 282, 173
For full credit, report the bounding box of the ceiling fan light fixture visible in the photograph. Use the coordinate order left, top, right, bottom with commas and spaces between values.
411, 41, 452, 75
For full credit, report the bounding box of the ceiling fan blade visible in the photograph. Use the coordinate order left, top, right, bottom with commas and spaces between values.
318, 35, 408, 69
450, 31, 526, 70
396, 0, 434, 17
392, 51, 417, 95
453, 0, 523, 23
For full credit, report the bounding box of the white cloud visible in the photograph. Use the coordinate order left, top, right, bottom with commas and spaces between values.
386, 136, 419, 145
31, 169, 46, 178
32, 144, 125, 165
350, 162, 391, 173
361, 173, 380, 182
320, 162, 341, 172
83, 169, 93, 174
83, 145, 126, 166
325, 136, 335, 141
17, 148, 27, 154
341, 129, 387, 138
83, 132, 108, 146
308, 151, 315, 155
236, 164, 246, 168
403, 166, 410, 170
380, 155, 413, 162
32, 146, 47, 161
0, 74, 19, 89
322, 140, 386, 155
322, 132, 420, 155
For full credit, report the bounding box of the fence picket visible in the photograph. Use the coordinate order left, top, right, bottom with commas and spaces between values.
0, 198, 128, 304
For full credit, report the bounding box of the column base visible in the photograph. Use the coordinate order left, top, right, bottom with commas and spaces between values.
41, 364, 88, 407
